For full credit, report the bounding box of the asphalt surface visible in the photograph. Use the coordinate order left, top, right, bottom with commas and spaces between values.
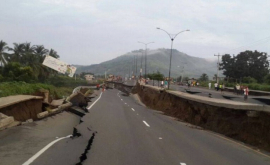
148, 80, 270, 105
0, 112, 80, 165
82, 89, 270, 165
2, 88, 270, 165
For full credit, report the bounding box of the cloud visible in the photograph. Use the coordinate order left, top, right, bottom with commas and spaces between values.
1, 0, 270, 65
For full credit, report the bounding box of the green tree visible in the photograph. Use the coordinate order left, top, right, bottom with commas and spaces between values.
21, 42, 35, 66
0, 40, 9, 66
2, 62, 35, 82
220, 50, 269, 82
242, 76, 257, 83
199, 73, 209, 81
153, 71, 164, 81
8, 43, 25, 63
147, 71, 164, 81
264, 74, 270, 84
48, 49, 59, 59
33, 45, 51, 81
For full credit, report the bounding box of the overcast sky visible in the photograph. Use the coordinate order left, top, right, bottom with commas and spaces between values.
1, 0, 270, 65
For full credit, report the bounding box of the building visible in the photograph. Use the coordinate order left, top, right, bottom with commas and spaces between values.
84, 74, 95, 81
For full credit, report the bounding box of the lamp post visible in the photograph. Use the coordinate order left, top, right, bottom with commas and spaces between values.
140, 50, 143, 81
138, 41, 154, 79
157, 27, 189, 89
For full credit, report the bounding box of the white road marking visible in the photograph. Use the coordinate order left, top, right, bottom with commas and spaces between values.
22, 135, 72, 165
143, 121, 150, 127
121, 99, 123, 101
87, 92, 103, 110
131, 108, 135, 111
180, 163, 186, 165
159, 137, 162, 140
125, 103, 127, 104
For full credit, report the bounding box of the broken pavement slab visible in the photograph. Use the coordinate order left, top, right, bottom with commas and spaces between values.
67, 93, 88, 107
69, 106, 86, 117
37, 102, 73, 119
0, 115, 14, 130
0, 95, 43, 109
0, 95, 43, 121
37, 111, 49, 119
50, 99, 65, 107
142, 84, 270, 112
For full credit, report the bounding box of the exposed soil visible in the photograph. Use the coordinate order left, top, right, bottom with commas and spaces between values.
133, 84, 270, 152
0, 99, 42, 121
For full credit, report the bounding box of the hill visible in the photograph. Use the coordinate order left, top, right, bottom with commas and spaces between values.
76, 48, 217, 79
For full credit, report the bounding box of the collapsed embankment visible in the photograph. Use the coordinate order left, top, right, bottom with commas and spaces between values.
133, 84, 270, 152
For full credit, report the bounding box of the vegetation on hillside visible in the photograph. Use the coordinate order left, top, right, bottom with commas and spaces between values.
75, 49, 217, 78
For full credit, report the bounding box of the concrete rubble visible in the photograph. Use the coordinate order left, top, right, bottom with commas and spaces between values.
0, 87, 94, 131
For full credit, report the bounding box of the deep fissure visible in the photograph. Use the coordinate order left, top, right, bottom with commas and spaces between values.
76, 132, 96, 165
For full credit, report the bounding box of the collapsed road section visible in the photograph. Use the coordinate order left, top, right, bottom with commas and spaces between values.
0, 87, 101, 165
133, 83, 270, 152
28, 90, 102, 165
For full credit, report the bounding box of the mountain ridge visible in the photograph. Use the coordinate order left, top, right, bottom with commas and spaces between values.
76, 48, 217, 79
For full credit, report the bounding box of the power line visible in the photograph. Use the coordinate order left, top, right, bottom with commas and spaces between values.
222, 36, 270, 54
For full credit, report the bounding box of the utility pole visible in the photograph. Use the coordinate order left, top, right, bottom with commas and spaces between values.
214, 54, 222, 84
138, 42, 154, 79
133, 55, 136, 78
129, 67, 130, 79
145, 45, 147, 79
135, 54, 138, 78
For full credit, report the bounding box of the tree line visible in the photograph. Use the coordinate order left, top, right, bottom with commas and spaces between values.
220, 50, 269, 83
0, 40, 60, 82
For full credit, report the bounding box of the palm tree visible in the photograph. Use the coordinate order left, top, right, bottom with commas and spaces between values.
34, 45, 49, 61
8, 43, 25, 63
48, 49, 59, 59
0, 40, 9, 66
33, 45, 50, 81
21, 42, 35, 65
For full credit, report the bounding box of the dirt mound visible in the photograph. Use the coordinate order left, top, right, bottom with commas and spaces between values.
134, 84, 270, 152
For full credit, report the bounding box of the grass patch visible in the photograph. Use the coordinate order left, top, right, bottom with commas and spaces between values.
0, 81, 73, 98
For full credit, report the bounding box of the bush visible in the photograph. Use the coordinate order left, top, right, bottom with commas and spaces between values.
264, 74, 270, 84
45, 75, 88, 87
242, 76, 257, 83
2, 62, 36, 82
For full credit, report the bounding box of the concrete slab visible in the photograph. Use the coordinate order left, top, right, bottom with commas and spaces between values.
0, 116, 14, 130
50, 99, 65, 107
143, 85, 270, 112
0, 95, 43, 109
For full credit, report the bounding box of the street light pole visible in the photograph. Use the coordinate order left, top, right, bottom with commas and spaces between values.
157, 27, 189, 89
135, 54, 138, 78
140, 51, 143, 80
138, 41, 154, 79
